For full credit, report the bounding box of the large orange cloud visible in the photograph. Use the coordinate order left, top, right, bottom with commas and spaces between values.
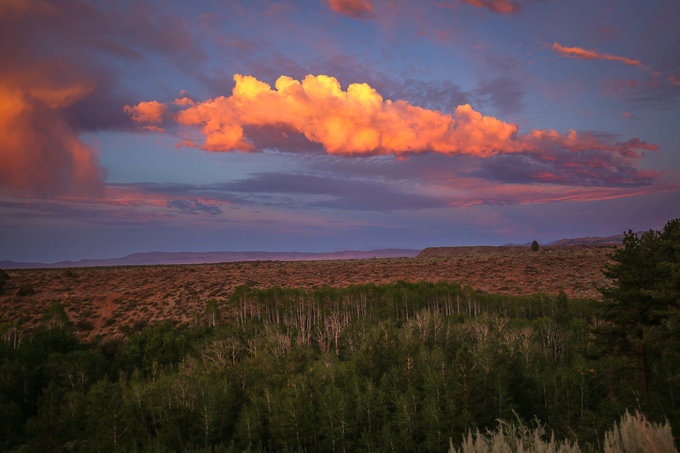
551, 42, 645, 69
130, 74, 527, 158
0, 64, 105, 195
128, 74, 657, 166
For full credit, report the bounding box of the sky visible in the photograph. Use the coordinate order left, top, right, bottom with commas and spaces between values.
1, 0, 679, 262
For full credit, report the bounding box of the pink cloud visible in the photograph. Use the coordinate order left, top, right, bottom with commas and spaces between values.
463, 0, 519, 14
435, 0, 521, 15
327, 0, 376, 19
0, 63, 105, 196
438, 177, 677, 207
123, 101, 167, 123
551, 42, 646, 69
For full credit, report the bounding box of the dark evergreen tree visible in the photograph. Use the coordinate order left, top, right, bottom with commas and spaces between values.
596, 219, 680, 405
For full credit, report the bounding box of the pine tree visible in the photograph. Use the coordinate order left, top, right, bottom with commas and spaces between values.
596, 219, 680, 404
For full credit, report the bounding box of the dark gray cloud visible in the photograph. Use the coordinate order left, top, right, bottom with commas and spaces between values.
112, 170, 448, 212
474, 76, 526, 117
167, 198, 223, 215
213, 173, 448, 211
472, 53, 528, 117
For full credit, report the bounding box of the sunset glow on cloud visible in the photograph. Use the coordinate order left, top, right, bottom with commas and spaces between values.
130, 74, 525, 157
461, 0, 519, 14
123, 101, 167, 124
327, 0, 376, 18
551, 42, 646, 68
127, 74, 658, 188
0, 66, 104, 195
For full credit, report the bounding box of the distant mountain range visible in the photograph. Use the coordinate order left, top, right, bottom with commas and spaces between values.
504, 232, 629, 247
0, 232, 635, 269
0, 249, 420, 269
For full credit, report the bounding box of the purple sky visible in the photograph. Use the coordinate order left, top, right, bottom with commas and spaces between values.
1, 0, 679, 262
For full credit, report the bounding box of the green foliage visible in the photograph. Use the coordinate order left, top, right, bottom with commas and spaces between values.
40, 301, 74, 331
596, 218, 680, 406
205, 298, 222, 327
0, 269, 8, 294
16, 283, 35, 297
0, 276, 677, 451
62, 268, 78, 278
532, 240, 540, 252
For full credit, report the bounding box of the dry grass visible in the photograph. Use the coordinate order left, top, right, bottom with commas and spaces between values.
0, 245, 616, 339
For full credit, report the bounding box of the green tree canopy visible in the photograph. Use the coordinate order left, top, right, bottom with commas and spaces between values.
597, 218, 680, 404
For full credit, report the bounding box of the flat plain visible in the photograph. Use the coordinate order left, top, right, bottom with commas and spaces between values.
0, 244, 615, 339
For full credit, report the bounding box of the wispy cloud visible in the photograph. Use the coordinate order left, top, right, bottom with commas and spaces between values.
167, 198, 223, 215
551, 42, 646, 69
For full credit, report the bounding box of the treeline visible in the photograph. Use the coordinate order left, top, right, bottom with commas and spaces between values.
0, 280, 678, 452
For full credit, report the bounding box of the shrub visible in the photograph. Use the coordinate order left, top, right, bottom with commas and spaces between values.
452, 417, 580, 453
16, 283, 35, 297
0, 269, 8, 294
62, 269, 77, 278
450, 411, 677, 453
603, 411, 676, 453
531, 240, 540, 252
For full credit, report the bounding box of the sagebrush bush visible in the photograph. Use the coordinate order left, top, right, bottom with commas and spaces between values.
452, 417, 580, 453
603, 411, 676, 453
450, 411, 677, 453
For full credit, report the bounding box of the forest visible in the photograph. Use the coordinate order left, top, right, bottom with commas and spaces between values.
0, 219, 678, 452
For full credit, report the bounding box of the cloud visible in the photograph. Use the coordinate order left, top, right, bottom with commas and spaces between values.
130, 74, 524, 157
551, 42, 646, 69
442, 178, 677, 207
0, 0, 58, 20
462, 0, 520, 14
0, 64, 105, 195
475, 76, 525, 116
0, 0, 211, 195
167, 198, 223, 216
397, 79, 471, 112
123, 101, 167, 123
435, 0, 521, 15
215, 172, 448, 211
128, 74, 659, 189
327, 0, 376, 19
